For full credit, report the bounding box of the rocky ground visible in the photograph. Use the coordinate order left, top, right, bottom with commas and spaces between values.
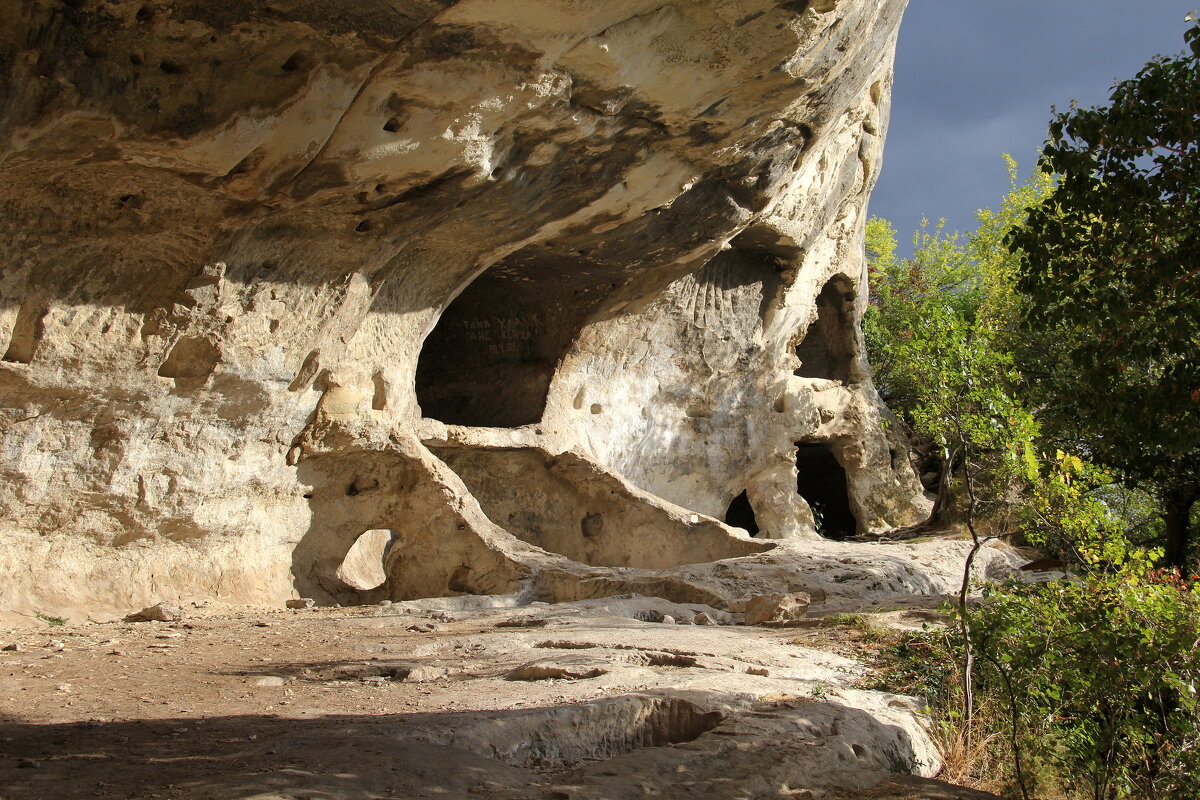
0, 595, 999, 800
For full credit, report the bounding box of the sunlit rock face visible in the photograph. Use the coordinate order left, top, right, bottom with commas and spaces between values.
0, 0, 928, 617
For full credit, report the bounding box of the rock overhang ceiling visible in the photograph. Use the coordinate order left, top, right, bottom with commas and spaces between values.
0, 0, 932, 617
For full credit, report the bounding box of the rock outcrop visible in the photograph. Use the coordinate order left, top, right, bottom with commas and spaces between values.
0, 0, 931, 618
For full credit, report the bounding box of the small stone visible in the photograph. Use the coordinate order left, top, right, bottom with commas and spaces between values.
743, 592, 811, 626
378, 600, 392, 606
746, 666, 770, 677
124, 603, 184, 623
659, 615, 676, 625
693, 613, 718, 626
255, 676, 288, 687
254, 621, 272, 627
494, 617, 547, 629
403, 665, 448, 682
406, 623, 441, 633
361, 675, 388, 685
2, 643, 23, 651
17, 759, 39, 769
286, 598, 315, 609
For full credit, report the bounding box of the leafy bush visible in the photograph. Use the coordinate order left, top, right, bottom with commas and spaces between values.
970, 573, 1200, 800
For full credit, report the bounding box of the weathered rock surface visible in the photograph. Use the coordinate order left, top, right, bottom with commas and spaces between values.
744, 590, 812, 626
0, 0, 933, 619
0, 598, 996, 800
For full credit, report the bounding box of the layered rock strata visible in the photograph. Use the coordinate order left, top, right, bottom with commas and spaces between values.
0, 0, 930, 617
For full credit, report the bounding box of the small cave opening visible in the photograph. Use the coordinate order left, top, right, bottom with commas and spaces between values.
795, 442, 857, 539
723, 490, 760, 537
336, 528, 399, 591
415, 244, 624, 427
794, 275, 855, 382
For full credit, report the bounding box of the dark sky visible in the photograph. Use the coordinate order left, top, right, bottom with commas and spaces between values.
870, 1, 1197, 253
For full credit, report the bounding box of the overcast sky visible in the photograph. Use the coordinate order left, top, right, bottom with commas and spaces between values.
869, 0, 1197, 253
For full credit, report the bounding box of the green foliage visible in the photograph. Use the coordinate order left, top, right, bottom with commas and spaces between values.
863, 22, 1200, 800
34, 611, 65, 627
864, 161, 1054, 533
1021, 451, 1162, 575
865, 157, 1183, 799
969, 572, 1200, 799
1008, 17, 1200, 566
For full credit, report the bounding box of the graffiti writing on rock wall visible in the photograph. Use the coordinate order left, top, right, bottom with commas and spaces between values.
456, 314, 543, 359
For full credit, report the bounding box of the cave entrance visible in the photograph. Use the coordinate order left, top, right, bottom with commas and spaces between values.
415, 244, 622, 427
794, 275, 855, 382
723, 490, 760, 537
336, 528, 399, 591
794, 442, 857, 538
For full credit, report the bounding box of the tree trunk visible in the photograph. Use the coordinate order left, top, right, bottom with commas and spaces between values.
1163, 487, 1198, 571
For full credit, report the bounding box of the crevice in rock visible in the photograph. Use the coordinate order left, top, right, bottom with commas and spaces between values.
371, 371, 387, 410
723, 490, 760, 537
794, 274, 855, 382
2, 302, 47, 364
288, 350, 321, 392
795, 441, 857, 538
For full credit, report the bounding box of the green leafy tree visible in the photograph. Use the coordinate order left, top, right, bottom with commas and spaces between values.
865, 158, 1054, 528
865, 198, 1043, 742
863, 164, 1169, 772
1008, 17, 1200, 568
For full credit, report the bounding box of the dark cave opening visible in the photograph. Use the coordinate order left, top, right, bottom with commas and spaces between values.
415, 244, 620, 427
723, 489, 760, 537
795, 442, 857, 539
793, 275, 855, 382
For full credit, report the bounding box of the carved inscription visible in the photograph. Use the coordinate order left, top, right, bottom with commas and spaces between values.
454, 313, 542, 360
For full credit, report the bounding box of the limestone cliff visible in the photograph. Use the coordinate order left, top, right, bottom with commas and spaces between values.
0, 0, 930, 617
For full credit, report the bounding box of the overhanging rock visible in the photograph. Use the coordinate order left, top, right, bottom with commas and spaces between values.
0, 0, 931, 617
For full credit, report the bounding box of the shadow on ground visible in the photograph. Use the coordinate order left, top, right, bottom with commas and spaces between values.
0, 690, 937, 800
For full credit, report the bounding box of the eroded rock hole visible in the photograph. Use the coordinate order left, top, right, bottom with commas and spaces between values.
416, 243, 626, 427
280, 50, 310, 72
158, 336, 219, 380
724, 490, 760, 536
406, 695, 724, 767
794, 275, 855, 382
3, 303, 48, 363
336, 529, 398, 591
795, 442, 857, 538
288, 350, 320, 392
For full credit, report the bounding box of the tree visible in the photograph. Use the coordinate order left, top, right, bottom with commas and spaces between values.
1009, 17, 1200, 568
865, 201, 1043, 746
865, 158, 1054, 530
